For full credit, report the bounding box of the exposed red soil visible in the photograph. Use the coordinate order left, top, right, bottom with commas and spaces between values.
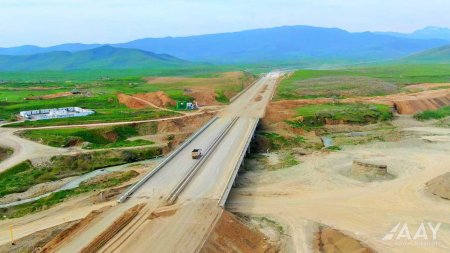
41, 207, 108, 252
200, 211, 278, 253
117, 93, 149, 109
265, 89, 450, 125
117, 91, 176, 109
313, 227, 375, 253
405, 83, 450, 92
184, 88, 220, 106
391, 90, 450, 114
25, 92, 74, 100
80, 204, 145, 253
156, 112, 214, 134
134, 91, 176, 107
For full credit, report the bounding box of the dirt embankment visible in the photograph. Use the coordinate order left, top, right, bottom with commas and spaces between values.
200, 211, 279, 253
313, 227, 375, 253
144, 71, 257, 106
79, 204, 145, 253
184, 88, 220, 106
426, 172, 450, 200
0, 221, 78, 253
25, 92, 74, 100
118, 91, 176, 109
40, 208, 106, 253
405, 83, 450, 92
266, 89, 450, 125
392, 89, 450, 114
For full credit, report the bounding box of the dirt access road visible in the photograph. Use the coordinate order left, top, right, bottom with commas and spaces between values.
0, 127, 68, 172
53, 72, 281, 253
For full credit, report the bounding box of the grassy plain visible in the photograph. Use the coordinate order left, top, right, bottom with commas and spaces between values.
0, 69, 255, 126
288, 103, 393, 129
21, 125, 155, 149
277, 64, 450, 100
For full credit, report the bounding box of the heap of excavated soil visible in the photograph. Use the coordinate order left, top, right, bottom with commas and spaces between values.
25, 92, 74, 100
200, 211, 278, 253
117, 93, 148, 109
134, 91, 176, 107
265, 89, 450, 125
392, 90, 450, 114
426, 172, 450, 200
117, 91, 175, 109
184, 88, 220, 106
313, 227, 375, 253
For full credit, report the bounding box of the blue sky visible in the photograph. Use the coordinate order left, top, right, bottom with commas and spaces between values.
1, 0, 449, 47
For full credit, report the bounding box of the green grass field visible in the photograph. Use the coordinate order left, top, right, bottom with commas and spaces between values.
288, 103, 393, 129
0, 69, 255, 126
277, 64, 450, 100
0, 147, 162, 197
21, 125, 155, 149
414, 106, 450, 120
0, 170, 138, 220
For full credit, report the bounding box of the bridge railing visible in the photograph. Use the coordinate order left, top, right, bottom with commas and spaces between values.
117, 116, 219, 203
218, 118, 259, 208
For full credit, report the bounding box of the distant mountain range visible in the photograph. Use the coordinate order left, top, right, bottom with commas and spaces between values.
0, 25, 449, 70
0, 46, 187, 71
376, 27, 450, 42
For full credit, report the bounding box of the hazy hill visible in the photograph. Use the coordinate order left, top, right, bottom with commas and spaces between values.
402, 45, 450, 63
0, 43, 101, 56
0, 46, 188, 71
113, 26, 448, 63
1, 26, 448, 65
377, 27, 450, 41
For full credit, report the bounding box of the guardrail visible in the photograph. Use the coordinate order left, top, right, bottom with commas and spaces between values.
218, 119, 259, 208
117, 116, 219, 203
229, 75, 265, 103
166, 117, 239, 205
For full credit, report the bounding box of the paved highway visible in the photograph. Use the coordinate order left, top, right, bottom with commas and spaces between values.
53, 71, 281, 253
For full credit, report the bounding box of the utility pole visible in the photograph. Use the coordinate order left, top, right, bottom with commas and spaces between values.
9, 225, 15, 245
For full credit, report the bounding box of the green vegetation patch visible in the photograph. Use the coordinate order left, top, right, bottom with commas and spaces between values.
0, 170, 138, 219
277, 64, 450, 100
259, 132, 305, 151
268, 153, 300, 171
0, 70, 255, 126
0, 147, 161, 197
288, 103, 393, 129
2, 95, 176, 128
21, 125, 154, 149
0, 147, 13, 162
414, 106, 450, 121
278, 75, 398, 99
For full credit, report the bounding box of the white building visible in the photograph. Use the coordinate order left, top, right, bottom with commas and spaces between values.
19, 107, 95, 120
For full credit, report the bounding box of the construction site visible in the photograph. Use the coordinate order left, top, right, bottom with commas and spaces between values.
0, 71, 449, 253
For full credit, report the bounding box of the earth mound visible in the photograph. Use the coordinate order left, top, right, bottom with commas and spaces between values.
200, 211, 278, 253
393, 89, 450, 114
313, 227, 375, 253
426, 172, 450, 200
117, 91, 175, 109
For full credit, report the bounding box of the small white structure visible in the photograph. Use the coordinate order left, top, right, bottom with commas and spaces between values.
19, 107, 95, 121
